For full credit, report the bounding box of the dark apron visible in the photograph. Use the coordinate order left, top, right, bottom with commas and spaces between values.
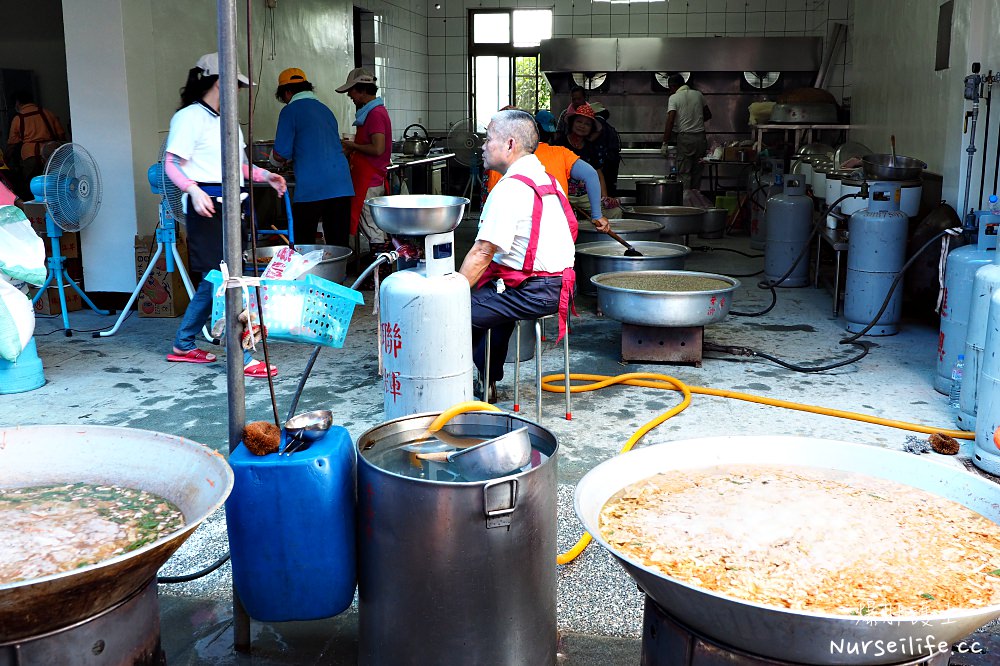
185, 183, 231, 274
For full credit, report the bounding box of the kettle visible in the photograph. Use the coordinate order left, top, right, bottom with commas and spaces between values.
402, 123, 432, 157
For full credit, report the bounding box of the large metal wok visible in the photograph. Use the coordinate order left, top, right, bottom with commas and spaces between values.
0, 425, 233, 641
575, 436, 1000, 665
591, 270, 738, 327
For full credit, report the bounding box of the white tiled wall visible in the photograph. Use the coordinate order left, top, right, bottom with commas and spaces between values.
424, 0, 854, 134
354, 0, 430, 140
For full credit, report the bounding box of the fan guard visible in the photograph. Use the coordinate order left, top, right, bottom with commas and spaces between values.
744, 71, 781, 89
40, 143, 102, 233
446, 119, 485, 168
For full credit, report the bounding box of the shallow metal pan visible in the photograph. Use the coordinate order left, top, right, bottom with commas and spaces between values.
575, 436, 1000, 665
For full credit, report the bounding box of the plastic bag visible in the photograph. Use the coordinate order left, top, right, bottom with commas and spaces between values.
0, 206, 46, 286
260, 246, 324, 280
0, 274, 35, 361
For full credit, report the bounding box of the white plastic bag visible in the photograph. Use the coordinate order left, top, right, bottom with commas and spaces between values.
261, 246, 324, 280
0, 275, 35, 361
0, 206, 46, 286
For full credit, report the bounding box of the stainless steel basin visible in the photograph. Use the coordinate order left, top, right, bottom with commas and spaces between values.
366, 195, 469, 235
576, 218, 663, 245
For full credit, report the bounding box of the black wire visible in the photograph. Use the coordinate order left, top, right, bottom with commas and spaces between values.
157, 552, 231, 584
710, 225, 958, 373
840, 227, 953, 343
693, 245, 763, 258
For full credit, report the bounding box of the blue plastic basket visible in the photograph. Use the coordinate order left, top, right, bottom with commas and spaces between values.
206, 271, 364, 348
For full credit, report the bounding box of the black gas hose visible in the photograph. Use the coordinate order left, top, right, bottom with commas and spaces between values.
729, 189, 868, 317
710, 223, 958, 373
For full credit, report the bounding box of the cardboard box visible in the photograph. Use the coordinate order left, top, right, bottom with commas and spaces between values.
134, 233, 191, 317
22, 202, 81, 258
31, 285, 82, 316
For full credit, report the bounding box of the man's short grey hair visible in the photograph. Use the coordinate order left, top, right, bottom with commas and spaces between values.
489, 109, 539, 153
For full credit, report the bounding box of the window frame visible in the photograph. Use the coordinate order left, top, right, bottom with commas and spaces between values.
467, 8, 552, 121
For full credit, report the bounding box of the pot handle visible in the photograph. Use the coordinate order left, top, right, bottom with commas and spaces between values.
483, 478, 518, 529
403, 123, 429, 140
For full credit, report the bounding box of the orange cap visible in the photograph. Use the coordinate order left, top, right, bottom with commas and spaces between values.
278, 67, 308, 87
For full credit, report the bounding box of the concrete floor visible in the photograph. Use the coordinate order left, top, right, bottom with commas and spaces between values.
5, 223, 1000, 664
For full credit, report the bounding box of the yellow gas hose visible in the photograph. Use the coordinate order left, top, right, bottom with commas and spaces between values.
541, 372, 973, 565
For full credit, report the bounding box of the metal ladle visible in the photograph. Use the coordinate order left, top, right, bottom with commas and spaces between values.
890, 134, 897, 167
415, 427, 532, 480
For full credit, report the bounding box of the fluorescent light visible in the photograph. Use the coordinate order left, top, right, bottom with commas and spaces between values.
592, 1, 666, 4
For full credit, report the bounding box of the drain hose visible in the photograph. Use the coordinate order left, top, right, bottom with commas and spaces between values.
543, 372, 972, 565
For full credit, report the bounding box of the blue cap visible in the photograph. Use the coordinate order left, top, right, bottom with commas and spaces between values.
991, 195, 998, 203
535, 110, 557, 133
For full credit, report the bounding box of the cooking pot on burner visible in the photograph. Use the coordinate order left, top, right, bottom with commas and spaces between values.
575, 435, 1000, 665
0, 425, 233, 642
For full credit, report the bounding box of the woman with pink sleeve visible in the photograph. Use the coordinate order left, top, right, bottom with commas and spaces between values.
163, 53, 286, 378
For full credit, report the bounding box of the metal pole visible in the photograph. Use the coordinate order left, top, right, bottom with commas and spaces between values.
217, 0, 251, 652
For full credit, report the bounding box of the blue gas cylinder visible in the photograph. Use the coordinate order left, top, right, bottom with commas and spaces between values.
935, 211, 997, 394
226, 425, 356, 622
764, 174, 811, 286
844, 183, 908, 335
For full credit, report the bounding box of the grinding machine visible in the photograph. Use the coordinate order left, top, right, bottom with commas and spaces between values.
365, 195, 475, 419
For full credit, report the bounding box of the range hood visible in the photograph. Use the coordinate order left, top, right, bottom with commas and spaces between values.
539, 36, 822, 73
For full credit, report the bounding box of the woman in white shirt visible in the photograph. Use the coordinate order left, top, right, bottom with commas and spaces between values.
163, 53, 286, 378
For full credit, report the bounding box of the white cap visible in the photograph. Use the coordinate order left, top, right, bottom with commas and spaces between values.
335, 67, 377, 93
195, 52, 251, 87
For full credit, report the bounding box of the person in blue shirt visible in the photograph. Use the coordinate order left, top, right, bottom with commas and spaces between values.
271, 67, 353, 246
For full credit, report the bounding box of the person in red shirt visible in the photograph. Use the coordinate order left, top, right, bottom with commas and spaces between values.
338, 68, 392, 259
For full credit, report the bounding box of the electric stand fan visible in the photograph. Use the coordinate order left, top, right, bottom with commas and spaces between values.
96, 138, 209, 339
446, 119, 484, 216
29, 143, 110, 336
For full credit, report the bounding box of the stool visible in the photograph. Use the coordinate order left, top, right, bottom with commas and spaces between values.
484, 314, 571, 422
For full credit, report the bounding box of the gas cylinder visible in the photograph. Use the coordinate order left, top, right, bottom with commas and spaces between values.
973, 281, 1000, 473
379, 231, 474, 419
843, 183, 908, 335
764, 175, 812, 287
958, 232, 1000, 431
934, 212, 997, 394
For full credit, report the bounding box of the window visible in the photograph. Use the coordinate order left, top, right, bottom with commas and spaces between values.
469, 9, 552, 129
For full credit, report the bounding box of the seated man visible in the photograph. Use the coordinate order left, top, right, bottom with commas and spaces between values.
459, 109, 577, 402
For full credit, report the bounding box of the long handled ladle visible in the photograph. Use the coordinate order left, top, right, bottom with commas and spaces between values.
607, 228, 643, 257
890, 134, 897, 168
